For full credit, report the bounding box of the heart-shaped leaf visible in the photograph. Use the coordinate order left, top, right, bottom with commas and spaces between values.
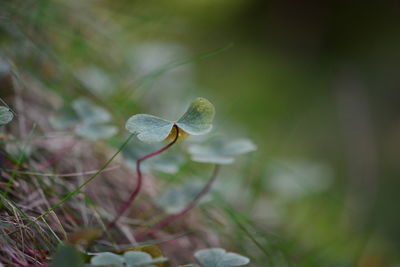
50, 244, 84, 267
124, 251, 167, 267
187, 138, 256, 165
176, 97, 215, 135
0, 106, 13, 126
91, 252, 125, 266
126, 114, 174, 143
125, 97, 214, 143
194, 248, 250, 267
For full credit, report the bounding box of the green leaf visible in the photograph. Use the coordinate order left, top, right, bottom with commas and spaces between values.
72, 98, 111, 123
126, 114, 174, 143
176, 97, 215, 135
0, 106, 13, 126
187, 138, 256, 165
90, 252, 124, 266
194, 248, 250, 267
75, 123, 118, 139
50, 244, 84, 267
123, 251, 167, 267
90, 251, 167, 267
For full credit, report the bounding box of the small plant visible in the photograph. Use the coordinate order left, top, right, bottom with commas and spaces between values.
108, 97, 215, 227
0, 106, 13, 126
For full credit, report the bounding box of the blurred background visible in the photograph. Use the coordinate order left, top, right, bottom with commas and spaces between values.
1, 0, 400, 266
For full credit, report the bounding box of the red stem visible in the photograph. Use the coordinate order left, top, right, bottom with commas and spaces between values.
108, 125, 180, 229
135, 164, 220, 241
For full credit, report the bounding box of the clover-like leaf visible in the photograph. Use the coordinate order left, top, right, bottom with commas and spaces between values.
156, 181, 212, 214
194, 248, 250, 267
91, 252, 125, 266
50, 243, 84, 267
0, 106, 13, 126
176, 97, 215, 135
125, 97, 214, 143
187, 138, 256, 165
123, 251, 167, 267
126, 114, 174, 143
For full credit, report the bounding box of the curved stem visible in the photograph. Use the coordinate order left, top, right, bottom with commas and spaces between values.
135, 164, 220, 241
108, 125, 180, 229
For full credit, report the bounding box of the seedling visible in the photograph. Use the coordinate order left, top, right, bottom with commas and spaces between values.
108, 97, 215, 228
0, 106, 13, 126
135, 138, 256, 240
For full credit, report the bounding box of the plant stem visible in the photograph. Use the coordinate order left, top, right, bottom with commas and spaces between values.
135, 164, 220, 241
35, 134, 134, 221
108, 125, 180, 229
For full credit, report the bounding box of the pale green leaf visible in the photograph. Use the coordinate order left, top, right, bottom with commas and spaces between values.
0, 106, 13, 126
176, 97, 215, 135
123, 251, 167, 267
125, 114, 174, 143
50, 244, 84, 267
91, 252, 124, 266
194, 248, 250, 267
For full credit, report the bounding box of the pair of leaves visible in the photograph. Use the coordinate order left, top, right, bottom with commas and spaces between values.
90, 251, 167, 267
50, 98, 117, 139
0, 106, 13, 126
126, 97, 215, 143
182, 248, 250, 267
156, 180, 212, 214
187, 138, 256, 165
